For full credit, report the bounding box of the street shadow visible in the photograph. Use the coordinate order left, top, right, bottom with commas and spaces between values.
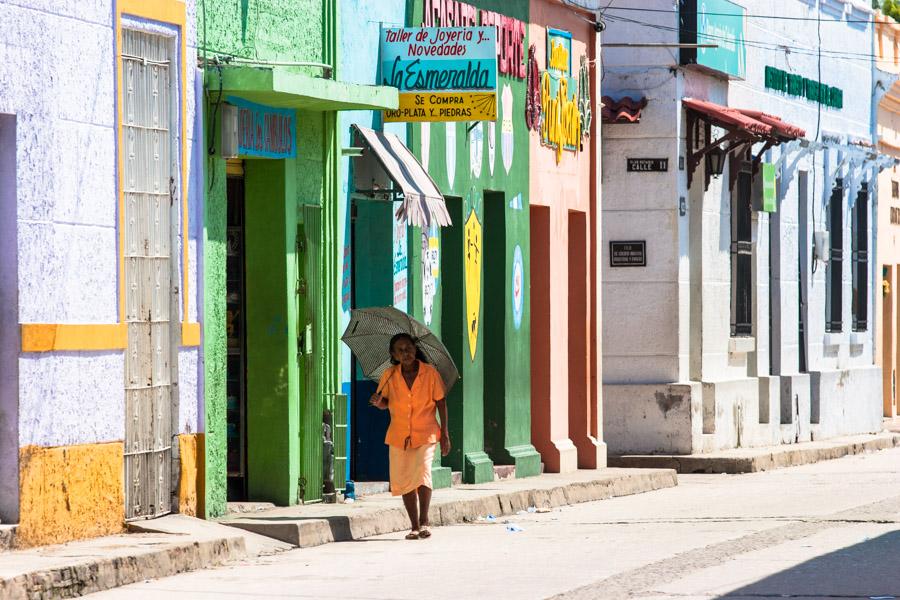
716, 530, 900, 599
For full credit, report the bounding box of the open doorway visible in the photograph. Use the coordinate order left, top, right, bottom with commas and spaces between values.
483, 191, 505, 460
349, 197, 393, 482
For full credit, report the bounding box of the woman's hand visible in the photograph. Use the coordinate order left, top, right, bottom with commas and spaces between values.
440, 430, 451, 456
369, 392, 388, 410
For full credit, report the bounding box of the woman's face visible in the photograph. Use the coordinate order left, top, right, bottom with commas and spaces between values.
391, 337, 418, 367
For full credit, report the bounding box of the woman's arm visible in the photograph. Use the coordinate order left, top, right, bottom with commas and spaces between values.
436, 399, 450, 456
369, 392, 388, 410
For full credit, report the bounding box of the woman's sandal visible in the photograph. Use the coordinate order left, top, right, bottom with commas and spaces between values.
418, 526, 431, 539
405, 530, 420, 540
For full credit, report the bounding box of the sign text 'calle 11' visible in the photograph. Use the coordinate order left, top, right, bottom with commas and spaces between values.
381, 26, 498, 122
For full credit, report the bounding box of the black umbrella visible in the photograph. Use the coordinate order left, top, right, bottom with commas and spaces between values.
341, 307, 460, 395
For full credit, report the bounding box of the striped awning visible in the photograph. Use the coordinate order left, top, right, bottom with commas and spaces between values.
352, 125, 451, 227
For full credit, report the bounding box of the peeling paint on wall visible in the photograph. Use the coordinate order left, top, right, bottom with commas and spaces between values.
18, 442, 124, 548
178, 433, 201, 516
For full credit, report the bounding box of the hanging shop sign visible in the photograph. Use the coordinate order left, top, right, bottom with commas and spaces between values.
762, 163, 777, 213
764, 66, 843, 109
679, 0, 746, 79
610, 241, 647, 267
381, 26, 498, 122
541, 29, 583, 163
422, 0, 526, 79
222, 96, 296, 159
627, 158, 668, 172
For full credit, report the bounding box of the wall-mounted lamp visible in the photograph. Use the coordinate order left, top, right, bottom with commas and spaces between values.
706, 146, 726, 177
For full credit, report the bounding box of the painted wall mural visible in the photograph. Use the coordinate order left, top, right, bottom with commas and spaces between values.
422, 225, 440, 326
501, 83, 514, 174
393, 200, 409, 311
446, 121, 457, 188
488, 121, 496, 175
470, 121, 484, 178
464, 208, 482, 361
512, 244, 524, 330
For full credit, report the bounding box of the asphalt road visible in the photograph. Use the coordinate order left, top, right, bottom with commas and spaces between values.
90, 448, 900, 599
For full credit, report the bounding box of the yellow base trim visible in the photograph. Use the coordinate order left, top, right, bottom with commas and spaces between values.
181, 322, 202, 347
18, 442, 125, 548
21, 323, 127, 352
177, 434, 200, 517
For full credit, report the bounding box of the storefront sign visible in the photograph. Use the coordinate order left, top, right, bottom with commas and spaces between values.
393, 200, 408, 312
541, 29, 582, 163
762, 163, 777, 213
627, 158, 668, 172
381, 27, 498, 122
610, 241, 647, 267
225, 96, 296, 159
422, 0, 526, 79
764, 66, 843, 109
679, 0, 746, 79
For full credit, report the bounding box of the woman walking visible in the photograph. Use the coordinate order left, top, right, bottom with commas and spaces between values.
370, 333, 450, 540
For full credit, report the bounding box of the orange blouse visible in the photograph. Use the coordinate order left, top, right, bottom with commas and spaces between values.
378, 361, 446, 449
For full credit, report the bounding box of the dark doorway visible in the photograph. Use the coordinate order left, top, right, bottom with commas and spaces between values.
483, 191, 506, 460
226, 171, 248, 500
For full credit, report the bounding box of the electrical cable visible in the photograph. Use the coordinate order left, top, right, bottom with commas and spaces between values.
603, 5, 884, 24
602, 12, 884, 63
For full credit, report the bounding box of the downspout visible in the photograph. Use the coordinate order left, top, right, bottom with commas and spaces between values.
321, 0, 340, 501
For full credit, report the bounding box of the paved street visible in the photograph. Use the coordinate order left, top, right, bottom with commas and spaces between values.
90, 449, 900, 600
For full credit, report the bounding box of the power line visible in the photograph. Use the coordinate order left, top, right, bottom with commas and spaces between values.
604, 5, 886, 25
602, 12, 884, 64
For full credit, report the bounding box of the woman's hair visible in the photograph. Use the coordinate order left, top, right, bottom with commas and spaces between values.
389, 332, 429, 364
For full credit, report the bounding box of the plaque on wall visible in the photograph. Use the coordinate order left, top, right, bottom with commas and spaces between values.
610, 241, 647, 267
627, 158, 668, 172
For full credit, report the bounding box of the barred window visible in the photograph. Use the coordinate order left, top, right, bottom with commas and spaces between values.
731, 169, 753, 337
826, 181, 843, 333
852, 183, 868, 332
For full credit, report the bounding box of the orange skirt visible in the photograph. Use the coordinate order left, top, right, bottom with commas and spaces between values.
389, 443, 436, 496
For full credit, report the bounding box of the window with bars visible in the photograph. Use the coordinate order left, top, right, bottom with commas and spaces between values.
731, 169, 753, 337
892, 180, 898, 199
852, 183, 868, 332
826, 181, 843, 333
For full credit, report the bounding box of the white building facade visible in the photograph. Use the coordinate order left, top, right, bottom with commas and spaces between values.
601, 0, 886, 455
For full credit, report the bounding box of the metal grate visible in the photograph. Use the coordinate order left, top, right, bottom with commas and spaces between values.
122, 29, 176, 520
852, 184, 868, 332
332, 393, 348, 491
731, 170, 753, 337
826, 181, 844, 333
298, 205, 323, 503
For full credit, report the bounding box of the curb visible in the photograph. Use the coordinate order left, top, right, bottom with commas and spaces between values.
609, 432, 900, 474
226, 469, 677, 548
0, 517, 265, 600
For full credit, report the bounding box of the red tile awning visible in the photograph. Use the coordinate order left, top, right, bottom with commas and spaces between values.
682, 98, 773, 136
601, 95, 647, 124
682, 98, 806, 190
735, 109, 806, 140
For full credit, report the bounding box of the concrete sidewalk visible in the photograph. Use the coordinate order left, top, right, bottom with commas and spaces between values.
218, 468, 678, 547
609, 431, 900, 473
0, 515, 291, 600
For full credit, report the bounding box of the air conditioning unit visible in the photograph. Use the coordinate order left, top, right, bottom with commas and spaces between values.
814, 231, 830, 262
221, 103, 239, 159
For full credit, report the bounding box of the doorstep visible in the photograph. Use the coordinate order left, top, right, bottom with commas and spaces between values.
609, 431, 900, 474
217, 467, 677, 548
0, 514, 291, 599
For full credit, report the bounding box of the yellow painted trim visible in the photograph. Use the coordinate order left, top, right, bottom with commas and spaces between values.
182, 322, 202, 346
21, 324, 128, 352
226, 158, 244, 176
119, 0, 186, 26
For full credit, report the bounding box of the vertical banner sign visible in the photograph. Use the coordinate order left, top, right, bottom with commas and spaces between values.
541, 29, 582, 163
762, 163, 777, 213
381, 27, 498, 122
393, 200, 409, 312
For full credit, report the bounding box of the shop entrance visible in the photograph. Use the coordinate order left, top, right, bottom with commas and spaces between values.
225, 165, 248, 500
349, 197, 393, 482
483, 191, 506, 460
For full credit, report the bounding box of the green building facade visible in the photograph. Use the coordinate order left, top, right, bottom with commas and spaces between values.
403, 0, 542, 482
200, 0, 396, 516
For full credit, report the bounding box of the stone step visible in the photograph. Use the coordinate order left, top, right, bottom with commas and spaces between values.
0, 524, 17, 552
